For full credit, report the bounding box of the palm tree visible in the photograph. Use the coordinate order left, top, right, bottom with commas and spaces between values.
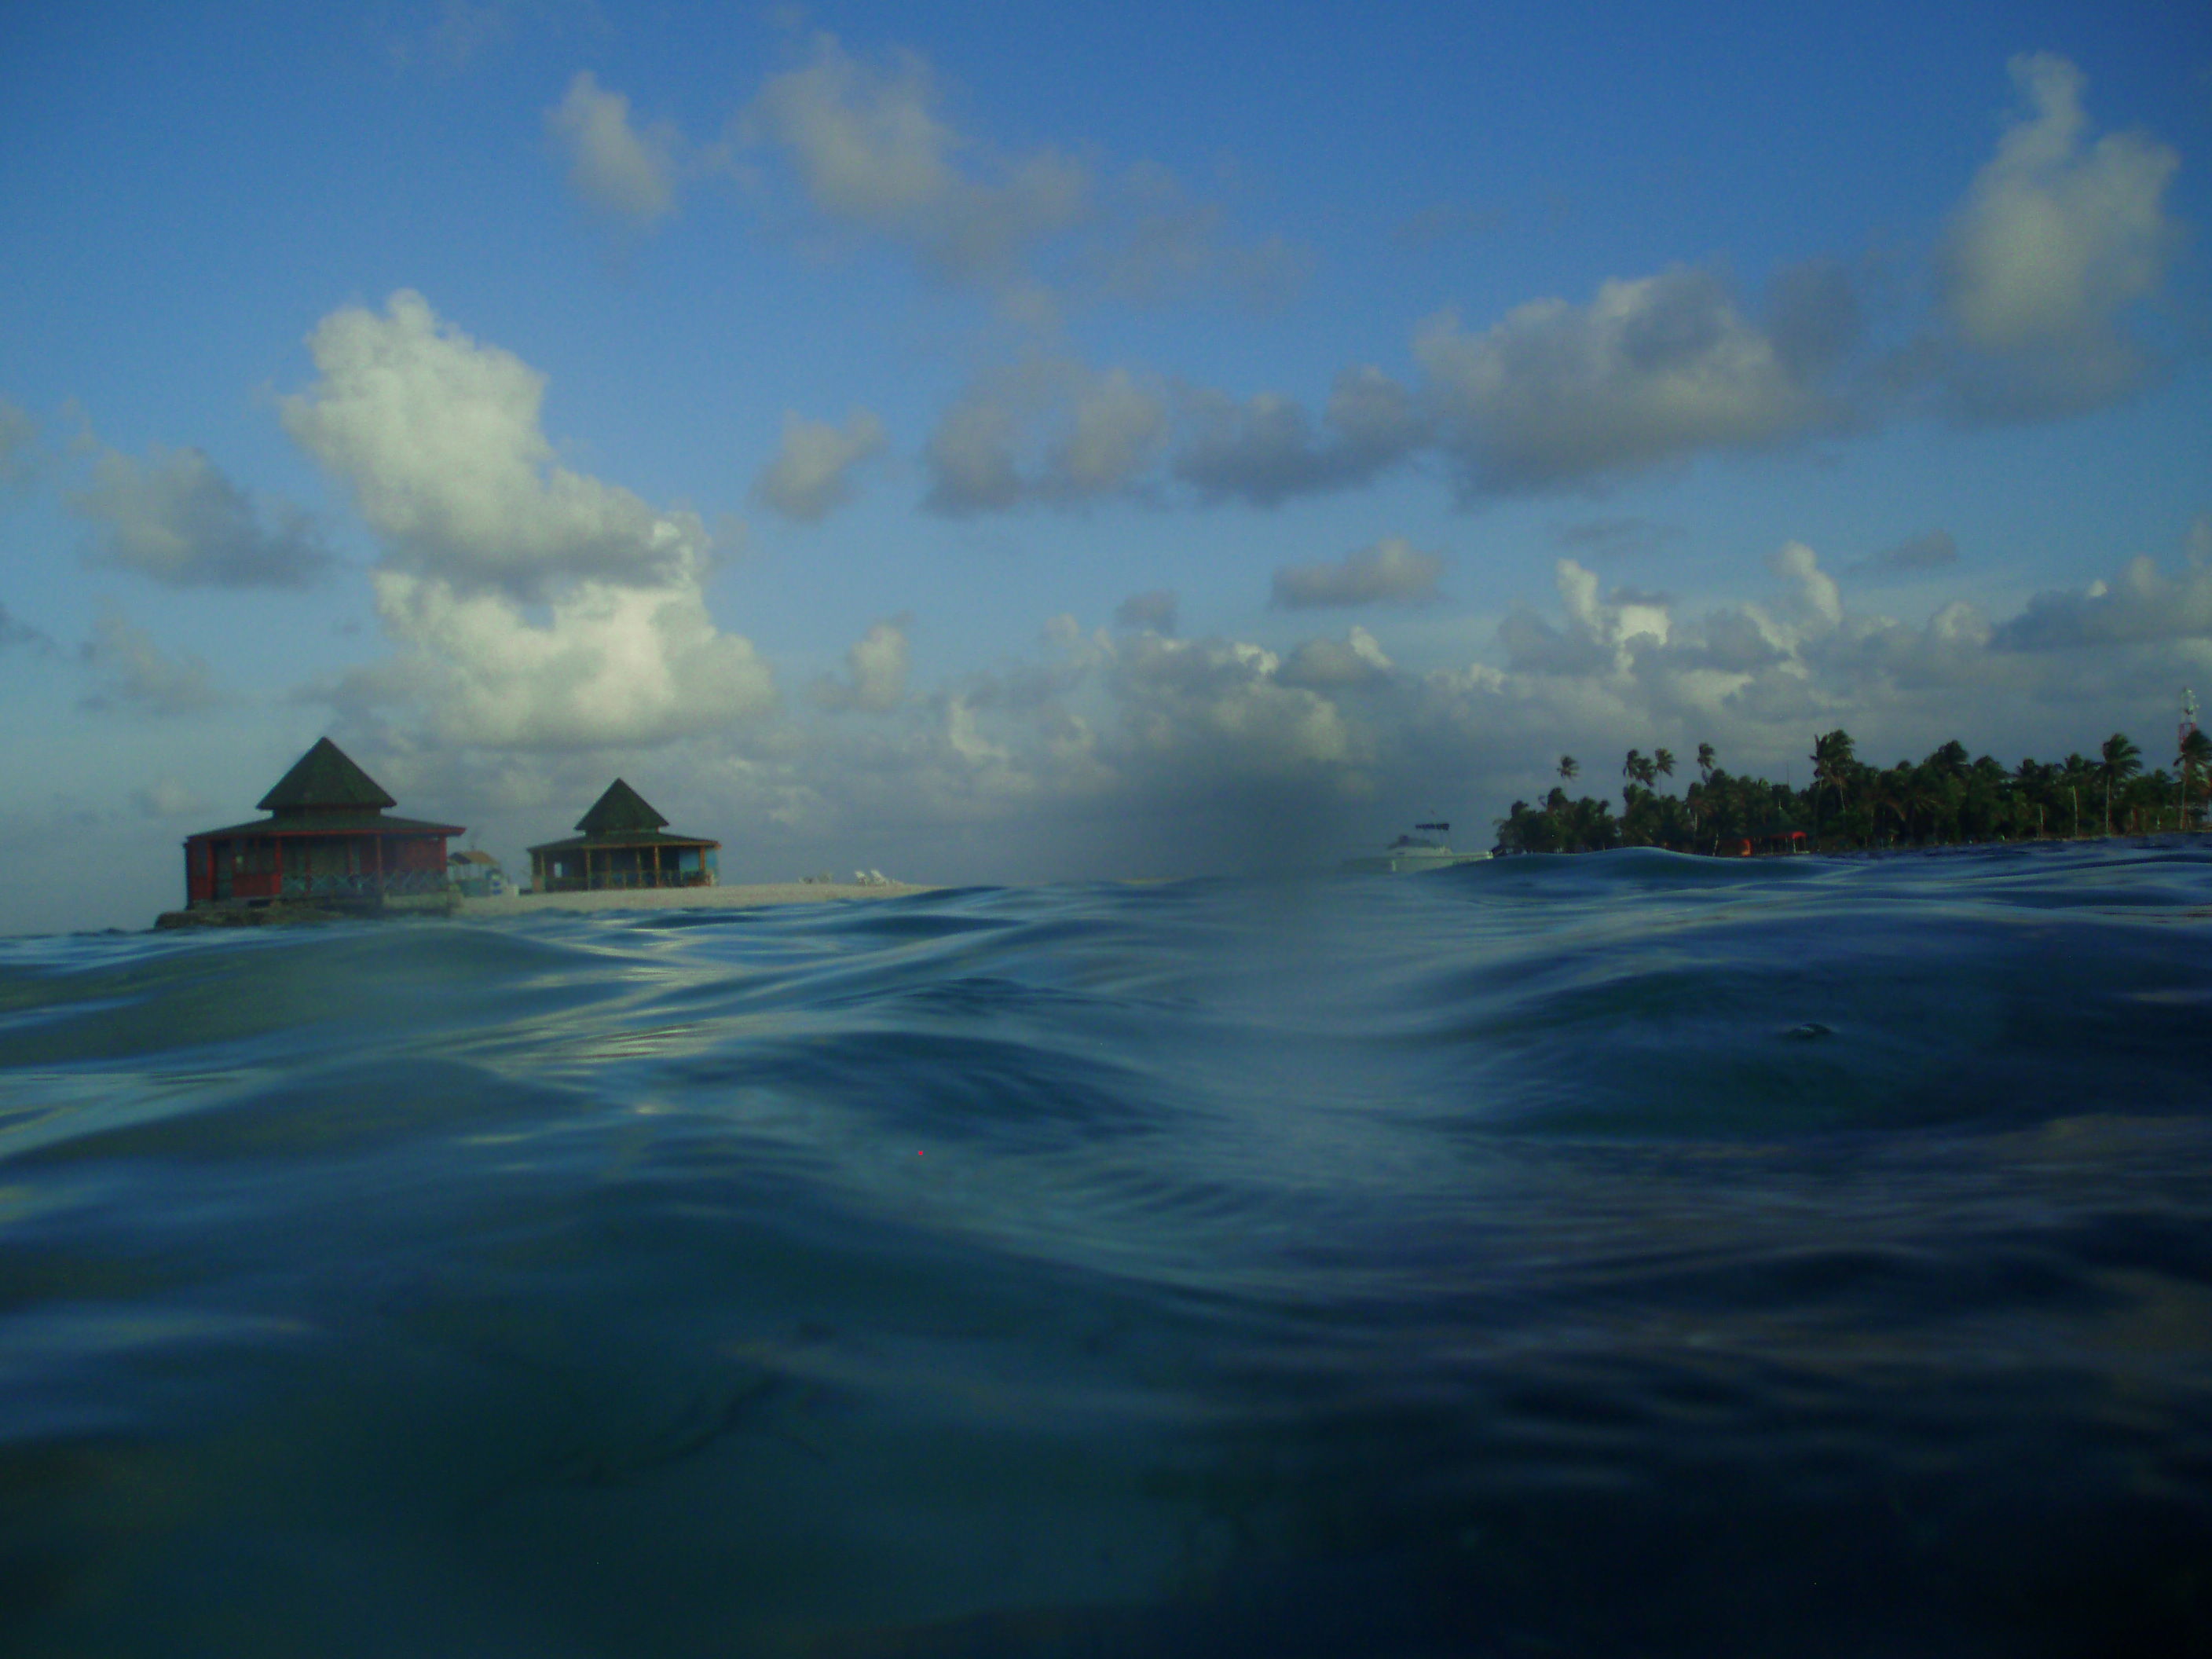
1811, 730, 1855, 826
1558, 755, 1580, 783
2181, 728, 2212, 829
1652, 749, 1676, 787
1696, 742, 1716, 782
2100, 732, 2141, 835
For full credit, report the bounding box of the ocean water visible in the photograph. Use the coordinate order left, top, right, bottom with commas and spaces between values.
4, 844, 2211, 1657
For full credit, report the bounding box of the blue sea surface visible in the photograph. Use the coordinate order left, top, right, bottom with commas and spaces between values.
4, 843, 2211, 1656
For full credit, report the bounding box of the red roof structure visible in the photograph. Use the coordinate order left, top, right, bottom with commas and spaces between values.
178, 738, 463, 914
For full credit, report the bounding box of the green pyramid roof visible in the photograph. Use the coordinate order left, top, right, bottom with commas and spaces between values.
257, 738, 396, 813
576, 778, 669, 837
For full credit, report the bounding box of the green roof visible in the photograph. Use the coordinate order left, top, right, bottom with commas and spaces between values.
576, 778, 668, 837
258, 738, 396, 813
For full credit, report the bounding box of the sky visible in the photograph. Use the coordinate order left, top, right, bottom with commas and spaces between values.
2, 1, 2208, 932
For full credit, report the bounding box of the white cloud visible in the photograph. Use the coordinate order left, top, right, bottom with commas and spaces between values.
1051, 368, 1169, 495
394, 535, 2210, 888
813, 616, 911, 713
1173, 365, 1426, 507
1277, 626, 1393, 690
1272, 537, 1444, 610
367, 568, 775, 750
733, 34, 1292, 323
1996, 551, 2212, 650
71, 444, 332, 588
923, 360, 1168, 513
739, 34, 1088, 286
79, 606, 223, 716
1939, 53, 2181, 418
282, 293, 777, 754
1108, 632, 1367, 782
548, 71, 681, 225
1770, 539, 1843, 635
1499, 558, 1675, 677
1415, 266, 1843, 495
281, 290, 703, 598
753, 408, 887, 522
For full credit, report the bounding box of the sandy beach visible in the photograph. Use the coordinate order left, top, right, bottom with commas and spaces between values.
455, 880, 939, 919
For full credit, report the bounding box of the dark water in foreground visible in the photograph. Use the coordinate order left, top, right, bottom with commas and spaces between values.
5, 844, 2212, 1657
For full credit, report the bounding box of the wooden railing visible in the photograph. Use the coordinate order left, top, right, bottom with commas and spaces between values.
279, 870, 453, 899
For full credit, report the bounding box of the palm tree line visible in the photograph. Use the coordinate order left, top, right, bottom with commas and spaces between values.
1496, 729, 2212, 855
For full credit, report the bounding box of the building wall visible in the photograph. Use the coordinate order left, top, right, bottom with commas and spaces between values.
186, 832, 452, 905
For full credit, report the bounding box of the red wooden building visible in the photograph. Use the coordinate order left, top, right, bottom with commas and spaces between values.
181, 738, 463, 913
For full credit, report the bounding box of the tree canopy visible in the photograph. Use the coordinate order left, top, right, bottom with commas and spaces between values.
1494, 730, 2203, 855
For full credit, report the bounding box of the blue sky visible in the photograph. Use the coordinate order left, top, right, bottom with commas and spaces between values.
2, 1, 2208, 931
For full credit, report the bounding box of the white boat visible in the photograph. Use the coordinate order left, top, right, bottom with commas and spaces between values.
1342, 824, 1492, 873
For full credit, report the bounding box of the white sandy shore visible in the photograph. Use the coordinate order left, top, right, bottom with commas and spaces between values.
456, 881, 939, 919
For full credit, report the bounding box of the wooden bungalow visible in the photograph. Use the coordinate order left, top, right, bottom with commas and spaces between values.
528, 780, 719, 893
179, 738, 463, 914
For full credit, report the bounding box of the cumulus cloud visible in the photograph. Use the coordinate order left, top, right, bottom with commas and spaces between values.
1271, 537, 1444, 610
1051, 368, 1170, 495
79, 606, 223, 716
1769, 539, 1844, 635
1108, 632, 1368, 782
548, 71, 681, 225
1499, 558, 1675, 677
366, 568, 775, 750
1113, 589, 1177, 633
732, 34, 1294, 322
1415, 266, 1848, 496
1277, 625, 1393, 690
71, 445, 332, 588
923, 361, 1169, 513
1939, 53, 2181, 419
1478, 541, 2086, 760
813, 616, 911, 713
739, 34, 1087, 286
522, 536, 2196, 888
753, 408, 887, 522
0, 397, 35, 491
1995, 552, 2212, 651
283, 292, 777, 753
281, 291, 704, 599
1174, 366, 1426, 507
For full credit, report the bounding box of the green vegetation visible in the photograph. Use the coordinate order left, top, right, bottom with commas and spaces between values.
1494, 730, 2210, 855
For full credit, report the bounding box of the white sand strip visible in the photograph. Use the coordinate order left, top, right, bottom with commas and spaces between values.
456, 881, 939, 919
